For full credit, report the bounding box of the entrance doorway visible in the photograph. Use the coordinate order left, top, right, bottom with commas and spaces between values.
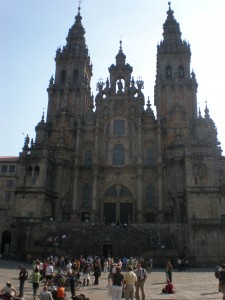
103, 244, 112, 258
120, 203, 133, 223
1, 230, 11, 254
104, 203, 116, 225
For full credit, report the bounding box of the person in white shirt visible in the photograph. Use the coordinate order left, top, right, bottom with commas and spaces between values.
45, 262, 54, 284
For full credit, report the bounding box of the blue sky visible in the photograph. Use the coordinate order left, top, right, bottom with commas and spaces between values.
0, 0, 225, 155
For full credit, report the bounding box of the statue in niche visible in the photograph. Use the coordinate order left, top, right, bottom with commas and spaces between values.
165, 191, 176, 215
117, 79, 123, 93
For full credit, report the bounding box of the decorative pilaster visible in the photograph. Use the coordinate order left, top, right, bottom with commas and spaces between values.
137, 166, 143, 222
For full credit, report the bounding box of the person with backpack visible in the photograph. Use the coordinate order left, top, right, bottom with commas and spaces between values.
18, 265, 28, 297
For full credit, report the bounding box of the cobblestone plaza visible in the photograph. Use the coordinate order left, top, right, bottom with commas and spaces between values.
0, 260, 223, 300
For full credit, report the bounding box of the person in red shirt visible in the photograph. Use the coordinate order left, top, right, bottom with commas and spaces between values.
162, 280, 175, 294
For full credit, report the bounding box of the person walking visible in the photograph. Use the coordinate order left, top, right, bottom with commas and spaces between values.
39, 285, 53, 300
124, 265, 137, 300
69, 268, 78, 299
93, 265, 101, 285
165, 261, 173, 283
18, 265, 28, 297
219, 263, 225, 300
111, 266, 124, 300
82, 263, 91, 286
134, 263, 147, 300
32, 266, 41, 299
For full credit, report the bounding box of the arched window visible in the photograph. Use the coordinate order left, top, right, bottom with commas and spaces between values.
60, 69, 66, 84
166, 66, 172, 79
34, 166, 40, 177
113, 144, 125, 165
146, 186, 155, 208
27, 166, 32, 176
73, 69, 79, 84
82, 184, 92, 208
113, 120, 125, 136
84, 151, 92, 167
146, 149, 154, 166
178, 66, 185, 79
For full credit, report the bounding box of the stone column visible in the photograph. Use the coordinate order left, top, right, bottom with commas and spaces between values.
116, 198, 120, 223
157, 118, 163, 222
72, 118, 81, 212
72, 168, 79, 211
92, 167, 98, 211
94, 119, 99, 164
137, 117, 143, 164
55, 163, 63, 221
137, 166, 143, 222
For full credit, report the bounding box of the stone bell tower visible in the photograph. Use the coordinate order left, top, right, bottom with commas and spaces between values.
154, 2, 198, 147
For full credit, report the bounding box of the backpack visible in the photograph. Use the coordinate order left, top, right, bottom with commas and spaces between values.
220, 270, 225, 284
214, 266, 221, 278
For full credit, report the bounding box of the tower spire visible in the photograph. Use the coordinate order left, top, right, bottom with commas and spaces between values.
78, 0, 82, 15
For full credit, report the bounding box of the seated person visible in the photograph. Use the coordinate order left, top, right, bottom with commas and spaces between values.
162, 280, 175, 294
0, 282, 16, 299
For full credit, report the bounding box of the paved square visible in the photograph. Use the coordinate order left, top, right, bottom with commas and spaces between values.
0, 259, 222, 299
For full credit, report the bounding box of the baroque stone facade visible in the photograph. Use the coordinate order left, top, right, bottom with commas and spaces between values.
0, 4, 225, 265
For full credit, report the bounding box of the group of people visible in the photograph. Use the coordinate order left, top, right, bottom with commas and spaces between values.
108, 263, 147, 300
108, 261, 175, 300
1, 254, 225, 300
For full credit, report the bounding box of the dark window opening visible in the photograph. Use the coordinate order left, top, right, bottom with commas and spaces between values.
84, 151, 92, 167
27, 166, 32, 176
73, 69, 79, 84
60, 69, 66, 84
166, 66, 172, 79
1, 165, 7, 173
113, 144, 125, 165
34, 166, 40, 177
178, 66, 185, 79
146, 186, 155, 208
113, 120, 125, 136
82, 184, 92, 209
9, 165, 15, 173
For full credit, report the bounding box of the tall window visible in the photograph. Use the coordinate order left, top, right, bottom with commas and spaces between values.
146, 186, 155, 208
27, 166, 32, 176
113, 120, 125, 136
146, 149, 154, 166
178, 66, 185, 79
60, 69, 66, 84
113, 144, 125, 165
73, 69, 79, 84
84, 151, 92, 167
166, 66, 172, 79
82, 184, 92, 208
34, 166, 40, 177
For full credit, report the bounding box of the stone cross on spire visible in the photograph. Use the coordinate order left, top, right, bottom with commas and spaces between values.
78, 0, 82, 14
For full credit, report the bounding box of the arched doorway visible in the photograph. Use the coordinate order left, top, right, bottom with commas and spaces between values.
1, 230, 11, 253
103, 184, 134, 224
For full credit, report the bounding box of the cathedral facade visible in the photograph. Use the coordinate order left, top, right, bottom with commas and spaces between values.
1, 4, 225, 265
